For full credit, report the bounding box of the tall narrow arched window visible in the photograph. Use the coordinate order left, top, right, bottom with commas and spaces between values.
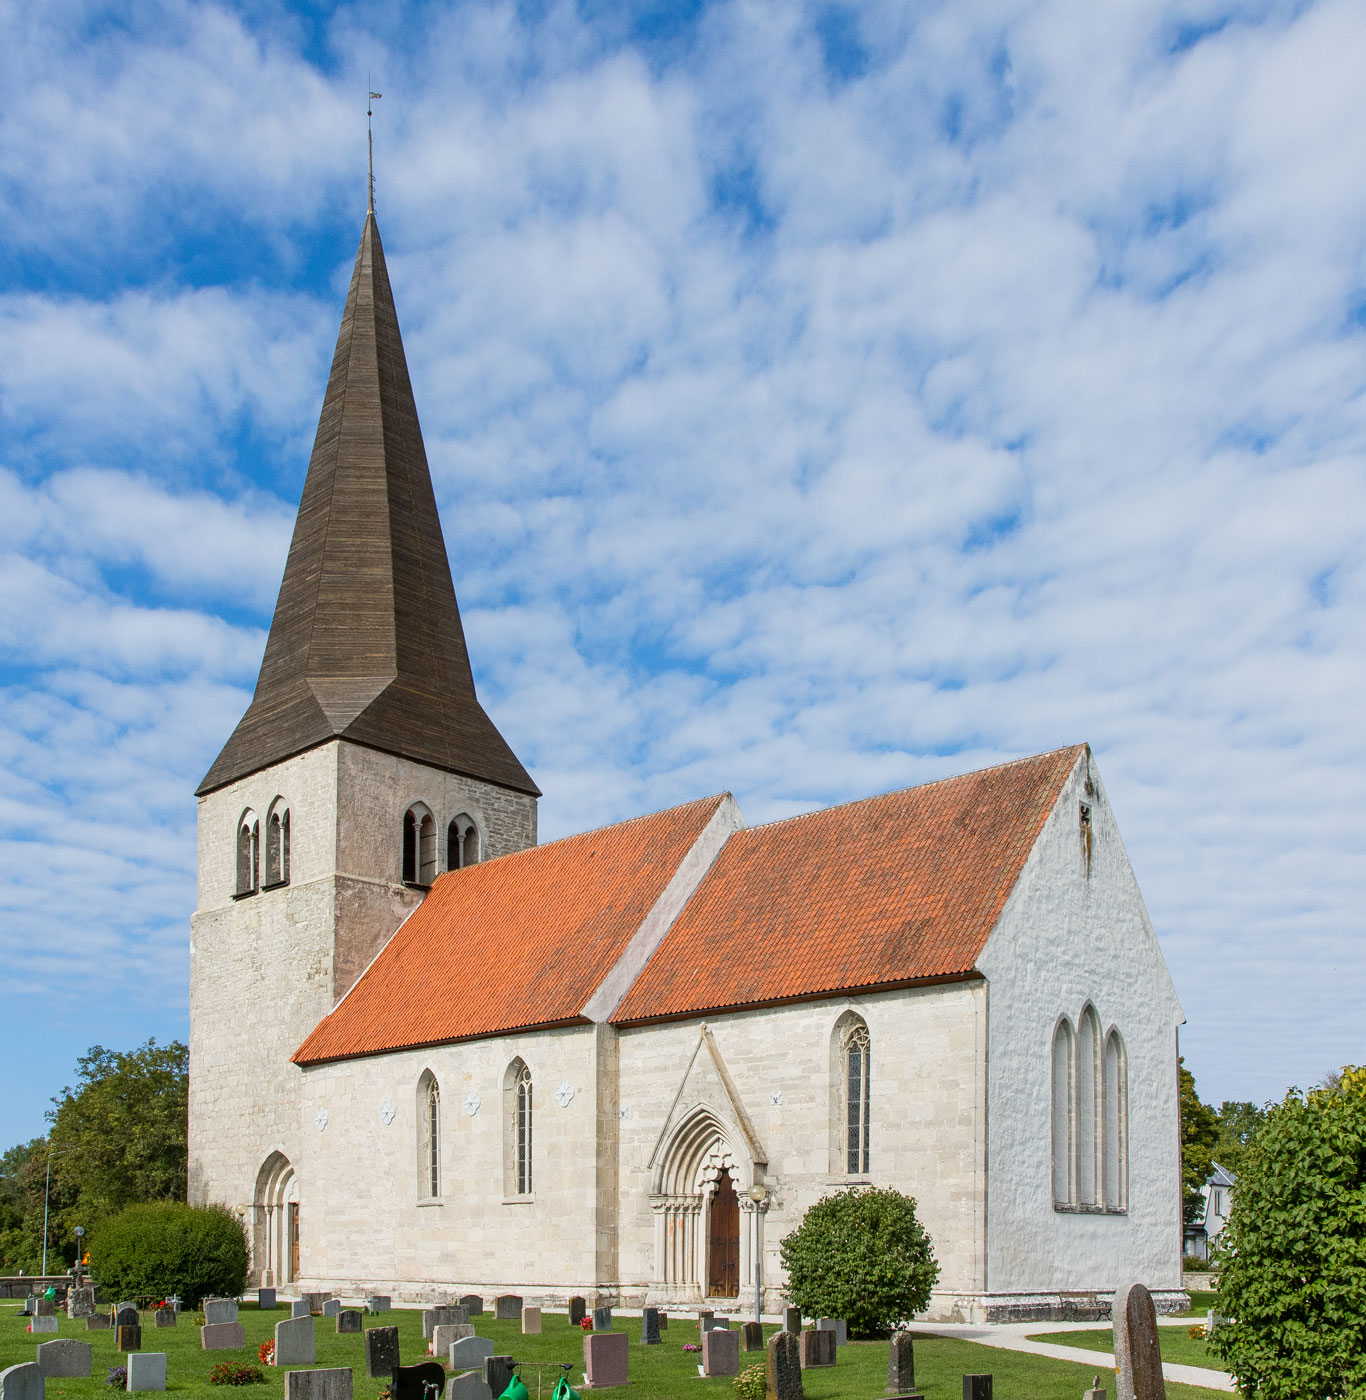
236, 811, 259, 896
516, 1064, 533, 1194
417, 1071, 440, 1199
447, 814, 480, 870
844, 1021, 871, 1175
1103, 1030, 1128, 1210
1076, 1005, 1102, 1207
402, 804, 435, 886
402, 810, 417, 884
265, 799, 290, 888
503, 1059, 533, 1196
1052, 1018, 1075, 1207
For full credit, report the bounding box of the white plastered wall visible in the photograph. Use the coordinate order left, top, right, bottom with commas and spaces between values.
976, 750, 1184, 1297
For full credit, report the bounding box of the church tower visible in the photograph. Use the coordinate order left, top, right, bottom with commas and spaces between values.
187, 212, 539, 1282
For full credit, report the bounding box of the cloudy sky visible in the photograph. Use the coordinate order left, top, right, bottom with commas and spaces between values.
1, 0, 1362, 1145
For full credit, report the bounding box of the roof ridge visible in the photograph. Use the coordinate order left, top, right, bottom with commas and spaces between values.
735, 743, 1087, 836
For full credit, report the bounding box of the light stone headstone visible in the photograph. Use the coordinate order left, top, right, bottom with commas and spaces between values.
432, 1325, 475, 1355
35, 1341, 92, 1379
521, 1307, 541, 1336
258, 1289, 276, 1310
365, 1297, 390, 1315
275, 1315, 316, 1367
640, 1309, 660, 1346
200, 1323, 246, 1350
591, 1306, 612, 1333
568, 1298, 586, 1327
321, 1300, 341, 1318
126, 1353, 166, 1393
283, 1368, 353, 1400
204, 1300, 239, 1326
0, 1362, 44, 1400
702, 1328, 740, 1378
422, 1307, 468, 1341
363, 1326, 399, 1380
494, 1296, 522, 1322
449, 1337, 494, 1372
583, 1333, 628, 1388
291, 1301, 312, 1319
29, 1318, 58, 1336
85, 1316, 110, 1331
34, 1302, 53, 1319
66, 1288, 95, 1320
766, 1331, 803, 1400
1113, 1283, 1165, 1400
447, 1372, 492, 1400
458, 1296, 483, 1318
336, 1311, 363, 1335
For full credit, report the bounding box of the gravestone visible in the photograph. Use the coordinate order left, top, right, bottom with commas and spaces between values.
458, 1296, 483, 1318
200, 1323, 246, 1350
363, 1325, 399, 1380
154, 1308, 176, 1329
0, 1362, 44, 1400
66, 1287, 95, 1320
394, 1363, 447, 1400
34, 1302, 53, 1319
284, 1368, 353, 1400
432, 1325, 475, 1355
291, 1301, 312, 1319
258, 1289, 276, 1310
116, 1324, 142, 1351
798, 1330, 834, 1369
962, 1378, 992, 1400
447, 1372, 492, 1400
19, 1299, 33, 1317
275, 1315, 316, 1367
766, 1331, 803, 1400
1085, 1378, 1107, 1400
657, 1312, 668, 1331
85, 1316, 110, 1331
494, 1296, 522, 1322
568, 1298, 586, 1327
302, 1293, 327, 1314
336, 1311, 363, 1335
783, 1308, 801, 1335
483, 1358, 516, 1398
584, 1332, 628, 1388
126, 1353, 166, 1393
35, 1341, 92, 1378
521, 1307, 541, 1335
366, 1298, 390, 1315
591, 1306, 613, 1333
640, 1309, 660, 1346
204, 1300, 239, 1326
422, 1307, 468, 1341
743, 1322, 763, 1352
29, 1319, 58, 1336
114, 1306, 138, 1332
321, 1300, 340, 1318
702, 1328, 740, 1378
817, 1319, 847, 1347
449, 1337, 494, 1372
1113, 1283, 1165, 1400
704, 1316, 730, 1333
887, 1332, 917, 1395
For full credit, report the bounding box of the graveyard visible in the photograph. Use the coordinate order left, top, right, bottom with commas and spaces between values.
1, 1299, 1225, 1400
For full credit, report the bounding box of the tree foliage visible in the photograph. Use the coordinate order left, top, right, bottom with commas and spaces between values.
93, 1202, 247, 1306
780, 1186, 939, 1337
1212, 1100, 1268, 1181
1180, 1058, 1219, 1224
1211, 1066, 1366, 1400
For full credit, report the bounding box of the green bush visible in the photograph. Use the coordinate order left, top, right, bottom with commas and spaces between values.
1212, 1066, 1366, 1399
779, 1185, 939, 1338
92, 1202, 248, 1306
733, 1363, 766, 1400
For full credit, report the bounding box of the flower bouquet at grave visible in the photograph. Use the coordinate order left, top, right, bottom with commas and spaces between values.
208, 1363, 267, 1386
578, 1317, 593, 1331
259, 1340, 276, 1366
107, 1367, 128, 1391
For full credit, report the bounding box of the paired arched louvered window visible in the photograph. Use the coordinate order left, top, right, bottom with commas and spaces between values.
236, 811, 260, 896
447, 814, 480, 870
504, 1059, 533, 1196
402, 804, 437, 886
418, 1071, 441, 1199
265, 799, 290, 887
1052, 1008, 1128, 1211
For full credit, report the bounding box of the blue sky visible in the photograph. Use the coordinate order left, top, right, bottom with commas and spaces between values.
2, 0, 1363, 1144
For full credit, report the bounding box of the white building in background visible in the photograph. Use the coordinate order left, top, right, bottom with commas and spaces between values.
1184, 1163, 1236, 1262
187, 210, 1188, 1323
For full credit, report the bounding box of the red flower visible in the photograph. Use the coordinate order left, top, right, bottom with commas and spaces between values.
579, 1318, 593, 1331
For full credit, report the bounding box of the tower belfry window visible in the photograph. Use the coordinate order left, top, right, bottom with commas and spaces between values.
235, 812, 259, 897
403, 805, 436, 887
265, 800, 290, 888
447, 814, 480, 870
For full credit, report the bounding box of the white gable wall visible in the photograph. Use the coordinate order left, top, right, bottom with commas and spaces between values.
976, 751, 1184, 1297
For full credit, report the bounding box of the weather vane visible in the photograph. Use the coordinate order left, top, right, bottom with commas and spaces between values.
367, 77, 382, 213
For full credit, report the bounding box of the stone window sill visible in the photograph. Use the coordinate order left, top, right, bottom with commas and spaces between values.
417, 1199, 444, 1209
1054, 1203, 1128, 1216
403, 881, 432, 892
232, 889, 257, 901
261, 879, 290, 892
502, 1194, 535, 1206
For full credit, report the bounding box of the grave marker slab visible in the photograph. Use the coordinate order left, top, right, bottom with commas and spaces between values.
0, 1362, 43, 1400
35, 1341, 92, 1378
584, 1332, 628, 1388
422, 1308, 468, 1341
521, 1307, 541, 1336
483, 1358, 516, 1398
449, 1338, 494, 1372
291, 1302, 312, 1319
337, 1311, 363, 1335
365, 1298, 390, 1315
201, 1323, 246, 1351
702, 1328, 740, 1377
458, 1297, 483, 1318
432, 1325, 475, 1356
28, 1319, 57, 1336
446, 1372, 492, 1400
962, 1379, 992, 1400
640, 1309, 660, 1346
284, 1368, 353, 1400
66, 1288, 95, 1320
258, 1289, 276, 1310
275, 1316, 316, 1367
798, 1331, 834, 1369
114, 1307, 138, 1333
321, 1301, 341, 1318
116, 1325, 141, 1351
743, 1322, 763, 1352
887, 1332, 917, 1396
126, 1354, 166, 1394
591, 1306, 612, 1333
204, 1300, 239, 1326
301, 1294, 326, 1314
703, 1316, 730, 1333
657, 1312, 668, 1331
568, 1298, 586, 1327
394, 1364, 446, 1400
783, 1308, 801, 1335
816, 1319, 847, 1348
1085, 1378, 1107, 1400
363, 1326, 399, 1380
766, 1331, 803, 1400
85, 1316, 110, 1332
154, 1309, 176, 1329
1113, 1284, 1165, 1400
34, 1302, 53, 1319
494, 1296, 522, 1322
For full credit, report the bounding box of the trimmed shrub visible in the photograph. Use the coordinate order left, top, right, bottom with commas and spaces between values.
92, 1202, 248, 1307
780, 1185, 939, 1338
208, 1364, 266, 1386
733, 1363, 767, 1400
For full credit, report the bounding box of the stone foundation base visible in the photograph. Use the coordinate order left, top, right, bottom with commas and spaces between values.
917, 1289, 1190, 1324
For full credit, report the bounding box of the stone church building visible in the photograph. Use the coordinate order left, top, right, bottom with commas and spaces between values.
187, 210, 1186, 1322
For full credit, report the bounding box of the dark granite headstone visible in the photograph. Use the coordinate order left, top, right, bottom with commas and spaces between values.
114, 1306, 138, 1332
201, 1322, 246, 1350
483, 1358, 516, 1399
154, 1308, 176, 1329
887, 1332, 916, 1395
657, 1311, 668, 1331
697, 1309, 713, 1329
36, 1339, 93, 1378
258, 1289, 276, 1310
458, 1296, 483, 1318
117, 1324, 142, 1352
364, 1326, 400, 1380
798, 1330, 834, 1369
783, 1308, 801, 1335
766, 1331, 803, 1400
1114, 1283, 1165, 1400
393, 1362, 447, 1400
591, 1306, 613, 1332
34, 1301, 54, 1318
641, 1308, 660, 1345
494, 1295, 522, 1322
743, 1321, 763, 1352
962, 1378, 992, 1400
568, 1297, 586, 1327
336, 1310, 363, 1334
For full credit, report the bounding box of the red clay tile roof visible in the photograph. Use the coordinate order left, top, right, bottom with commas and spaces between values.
293, 794, 729, 1065
610, 745, 1085, 1025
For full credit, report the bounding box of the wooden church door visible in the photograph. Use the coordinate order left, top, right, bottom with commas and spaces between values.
707, 1169, 739, 1296
289, 1204, 300, 1280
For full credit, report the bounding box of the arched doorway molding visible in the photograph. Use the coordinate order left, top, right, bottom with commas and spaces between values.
252, 1151, 297, 1287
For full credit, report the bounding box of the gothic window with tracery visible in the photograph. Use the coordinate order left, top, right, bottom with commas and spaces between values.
417, 1071, 440, 1199
844, 1022, 871, 1175
516, 1064, 533, 1194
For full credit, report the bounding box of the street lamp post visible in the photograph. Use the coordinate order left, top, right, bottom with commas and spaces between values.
747, 1184, 767, 1324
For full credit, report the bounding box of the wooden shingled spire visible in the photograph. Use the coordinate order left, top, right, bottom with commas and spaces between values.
198, 213, 539, 797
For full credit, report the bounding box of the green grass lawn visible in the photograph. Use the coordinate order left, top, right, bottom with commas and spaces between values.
1, 1303, 1225, 1400
1172, 1291, 1217, 1318
1027, 1324, 1224, 1371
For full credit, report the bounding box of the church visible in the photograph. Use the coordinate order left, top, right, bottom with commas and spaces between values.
186, 208, 1187, 1323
